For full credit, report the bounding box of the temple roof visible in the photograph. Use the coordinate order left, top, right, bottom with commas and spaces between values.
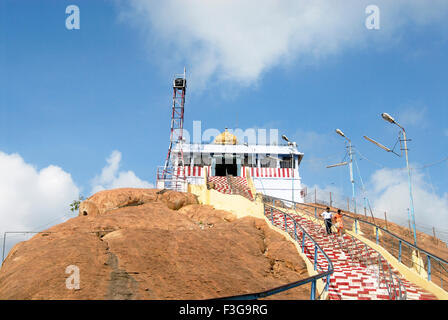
213, 128, 238, 145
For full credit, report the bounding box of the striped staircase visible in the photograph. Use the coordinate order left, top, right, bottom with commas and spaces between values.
207, 176, 253, 201
227, 176, 254, 200
207, 176, 232, 194
266, 205, 437, 300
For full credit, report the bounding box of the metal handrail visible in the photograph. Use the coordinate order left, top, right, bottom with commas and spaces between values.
265, 195, 448, 264
217, 273, 332, 300
262, 195, 410, 299
263, 194, 448, 293
220, 202, 334, 300
343, 212, 448, 290
156, 166, 188, 192
323, 219, 406, 299
265, 203, 334, 272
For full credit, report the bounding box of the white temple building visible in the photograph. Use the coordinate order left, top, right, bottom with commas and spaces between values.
157, 128, 306, 203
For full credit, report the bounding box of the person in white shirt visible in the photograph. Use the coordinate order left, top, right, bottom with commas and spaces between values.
321, 207, 333, 235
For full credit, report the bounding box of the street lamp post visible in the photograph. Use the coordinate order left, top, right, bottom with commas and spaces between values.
282, 135, 296, 203
381, 113, 417, 246
335, 129, 356, 212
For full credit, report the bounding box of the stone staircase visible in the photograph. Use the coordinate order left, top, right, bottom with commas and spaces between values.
266, 205, 437, 300
227, 176, 254, 200
207, 176, 253, 201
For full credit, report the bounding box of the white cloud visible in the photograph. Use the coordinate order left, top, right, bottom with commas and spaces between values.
368, 167, 448, 235
397, 106, 428, 128
120, 0, 448, 88
303, 182, 346, 207
90, 150, 154, 194
306, 165, 448, 242
0, 150, 154, 259
0, 151, 79, 234
0, 150, 153, 235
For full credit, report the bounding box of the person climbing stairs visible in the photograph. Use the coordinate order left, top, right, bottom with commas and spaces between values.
266, 204, 437, 300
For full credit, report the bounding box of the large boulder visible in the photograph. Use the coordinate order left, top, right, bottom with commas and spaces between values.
0, 189, 309, 300
78, 188, 198, 217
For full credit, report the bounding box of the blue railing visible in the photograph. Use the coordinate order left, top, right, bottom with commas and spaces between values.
328, 225, 407, 299
342, 211, 448, 291
267, 195, 448, 294
220, 201, 334, 300
269, 197, 407, 299
218, 273, 331, 300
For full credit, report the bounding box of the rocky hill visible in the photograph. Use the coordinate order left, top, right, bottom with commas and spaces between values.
0, 188, 309, 300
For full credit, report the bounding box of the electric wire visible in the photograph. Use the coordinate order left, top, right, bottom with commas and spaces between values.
356, 149, 386, 168
414, 156, 448, 170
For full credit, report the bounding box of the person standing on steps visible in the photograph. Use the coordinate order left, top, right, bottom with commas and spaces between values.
321, 207, 333, 235
334, 209, 344, 236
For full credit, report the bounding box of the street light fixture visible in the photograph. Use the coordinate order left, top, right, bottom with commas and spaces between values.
336, 129, 345, 137
331, 129, 356, 212
381, 112, 395, 124
282, 134, 297, 147
366, 113, 417, 246
383, 113, 417, 245
282, 134, 297, 203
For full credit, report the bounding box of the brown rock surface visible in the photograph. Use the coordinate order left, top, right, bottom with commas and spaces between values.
78, 188, 198, 216
0, 188, 310, 300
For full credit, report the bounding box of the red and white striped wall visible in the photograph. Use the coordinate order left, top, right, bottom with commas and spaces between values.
243, 166, 294, 178
176, 166, 205, 177
177, 166, 295, 178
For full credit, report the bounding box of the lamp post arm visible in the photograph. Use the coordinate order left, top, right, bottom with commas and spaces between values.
396, 124, 417, 246
344, 136, 356, 209
394, 121, 405, 132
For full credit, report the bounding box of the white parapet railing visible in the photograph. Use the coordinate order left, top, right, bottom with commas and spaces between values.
156, 166, 188, 192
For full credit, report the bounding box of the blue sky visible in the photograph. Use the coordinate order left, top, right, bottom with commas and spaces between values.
1, 1, 448, 240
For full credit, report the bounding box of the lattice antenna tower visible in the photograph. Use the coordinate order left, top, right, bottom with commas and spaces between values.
162, 68, 187, 179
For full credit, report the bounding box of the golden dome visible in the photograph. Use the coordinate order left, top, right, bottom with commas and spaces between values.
213, 128, 238, 145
